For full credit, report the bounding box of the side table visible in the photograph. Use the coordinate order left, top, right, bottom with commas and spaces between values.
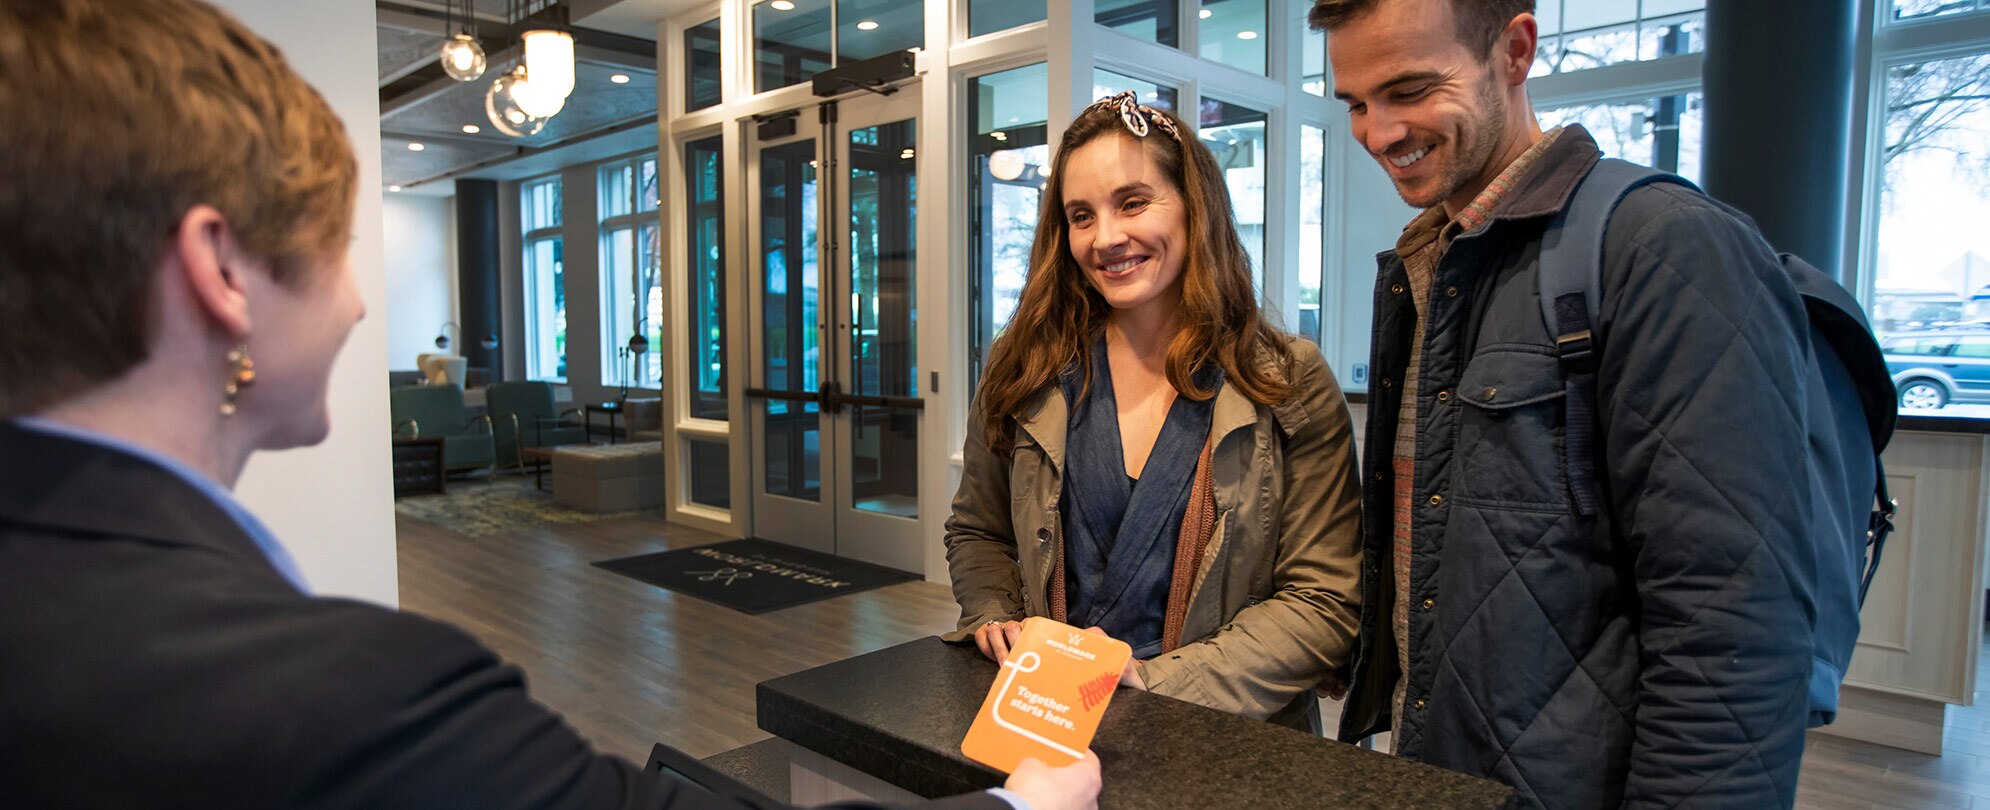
391, 438, 445, 497
585, 401, 625, 444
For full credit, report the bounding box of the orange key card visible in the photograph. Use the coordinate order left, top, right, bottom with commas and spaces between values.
960, 617, 1132, 773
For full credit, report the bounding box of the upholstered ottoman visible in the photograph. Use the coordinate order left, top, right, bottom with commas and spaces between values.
551, 442, 664, 512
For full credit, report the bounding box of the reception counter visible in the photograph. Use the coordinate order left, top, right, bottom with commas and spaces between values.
700, 636, 1511, 808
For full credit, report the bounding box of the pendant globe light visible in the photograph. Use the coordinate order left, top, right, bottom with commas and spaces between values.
486, 65, 550, 136
522, 28, 575, 102
437, 0, 486, 82
484, 0, 565, 135
521, 0, 575, 108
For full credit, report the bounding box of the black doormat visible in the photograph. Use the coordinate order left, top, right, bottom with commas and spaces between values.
592, 538, 920, 614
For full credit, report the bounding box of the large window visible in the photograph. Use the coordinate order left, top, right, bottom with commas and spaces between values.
522, 176, 566, 381
968, 63, 1051, 390
599, 155, 661, 389
1531, 0, 1704, 77
1870, 48, 1990, 416
838, 0, 923, 62
1098, 0, 1178, 47
686, 18, 722, 112
1199, 98, 1267, 292
753, 0, 923, 94
1092, 69, 1179, 111
687, 135, 729, 421
755, 0, 831, 93
1893, 0, 1990, 22
1539, 92, 1704, 183
1197, 0, 1265, 75
969, 0, 1045, 37
1300, 124, 1326, 342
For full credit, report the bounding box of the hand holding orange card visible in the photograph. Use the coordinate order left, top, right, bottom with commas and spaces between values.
961, 617, 1132, 773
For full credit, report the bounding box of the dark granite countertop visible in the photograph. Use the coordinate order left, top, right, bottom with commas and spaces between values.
700, 737, 794, 800
758, 637, 1512, 809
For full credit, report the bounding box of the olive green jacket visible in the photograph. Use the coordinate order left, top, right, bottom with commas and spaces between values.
942, 337, 1363, 731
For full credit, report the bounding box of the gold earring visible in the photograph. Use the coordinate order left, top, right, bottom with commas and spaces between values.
221, 343, 256, 417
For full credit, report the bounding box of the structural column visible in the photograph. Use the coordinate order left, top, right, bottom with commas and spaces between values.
455, 179, 503, 378
1701, 0, 1859, 281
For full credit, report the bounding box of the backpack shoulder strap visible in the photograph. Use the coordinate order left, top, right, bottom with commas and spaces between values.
1538, 158, 1698, 517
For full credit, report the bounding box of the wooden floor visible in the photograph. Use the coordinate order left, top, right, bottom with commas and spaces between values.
396, 505, 964, 762
398, 503, 1990, 806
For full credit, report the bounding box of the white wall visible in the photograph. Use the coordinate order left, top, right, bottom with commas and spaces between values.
218, 0, 399, 607
383, 193, 458, 369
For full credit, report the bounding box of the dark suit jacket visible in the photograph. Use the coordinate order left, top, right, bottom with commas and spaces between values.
0, 422, 1004, 810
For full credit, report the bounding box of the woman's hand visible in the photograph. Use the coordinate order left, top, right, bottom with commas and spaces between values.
1084, 626, 1148, 691
974, 620, 1024, 663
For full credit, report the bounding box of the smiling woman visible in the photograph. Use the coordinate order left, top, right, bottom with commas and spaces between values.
942, 94, 1364, 734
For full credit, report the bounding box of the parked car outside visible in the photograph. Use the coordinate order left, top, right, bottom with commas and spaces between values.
1881, 328, 1990, 410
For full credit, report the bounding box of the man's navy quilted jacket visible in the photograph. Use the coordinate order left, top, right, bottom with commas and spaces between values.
1339, 126, 1812, 809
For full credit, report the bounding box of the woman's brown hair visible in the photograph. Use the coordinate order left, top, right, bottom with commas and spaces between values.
976, 99, 1295, 453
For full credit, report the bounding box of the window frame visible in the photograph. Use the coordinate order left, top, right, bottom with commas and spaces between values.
521, 175, 567, 383
597, 153, 663, 390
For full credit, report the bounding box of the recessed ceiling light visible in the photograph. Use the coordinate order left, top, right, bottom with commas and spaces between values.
856, 20, 879, 30
770, 0, 794, 9
1237, 30, 1258, 40
899, 148, 915, 160
461, 124, 480, 134
1200, 8, 1213, 18
610, 73, 631, 84
407, 142, 425, 151
388, 185, 403, 192
991, 131, 1008, 141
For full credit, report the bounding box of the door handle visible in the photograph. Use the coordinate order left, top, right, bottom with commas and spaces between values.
819, 380, 845, 416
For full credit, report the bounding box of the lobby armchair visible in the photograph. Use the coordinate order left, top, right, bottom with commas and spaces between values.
624, 396, 664, 442
487, 381, 586, 468
389, 384, 496, 479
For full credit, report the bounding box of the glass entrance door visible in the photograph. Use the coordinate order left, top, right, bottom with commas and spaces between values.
746, 90, 923, 573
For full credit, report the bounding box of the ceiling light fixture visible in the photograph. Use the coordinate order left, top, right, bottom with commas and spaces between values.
1199, 8, 1212, 18
856, 20, 879, 30
389, 185, 404, 192
610, 73, 631, 84
407, 142, 426, 151
991, 131, 1008, 141
462, 124, 481, 134
900, 148, 915, 160
522, 26, 576, 104
770, 0, 795, 9
438, 0, 486, 82
486, 0, 569, 136
1238, 30, 1258, 40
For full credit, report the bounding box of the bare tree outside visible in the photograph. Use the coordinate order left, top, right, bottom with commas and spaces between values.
1882, 53, 1990, 194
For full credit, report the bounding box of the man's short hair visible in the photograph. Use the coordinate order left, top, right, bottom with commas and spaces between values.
0, 0, 357, 417
1309, 0, 1536, 59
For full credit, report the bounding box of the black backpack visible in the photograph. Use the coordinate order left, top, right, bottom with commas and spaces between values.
1537, 158, 1900, 728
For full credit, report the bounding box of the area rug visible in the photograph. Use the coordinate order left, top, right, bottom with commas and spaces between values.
592, 538, 920, 614
394, 478, 648, 537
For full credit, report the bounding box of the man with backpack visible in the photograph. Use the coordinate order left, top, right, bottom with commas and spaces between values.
1312, 0, 1896, 807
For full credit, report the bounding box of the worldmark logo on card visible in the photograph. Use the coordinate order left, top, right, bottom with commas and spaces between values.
961, 617, 1132, 773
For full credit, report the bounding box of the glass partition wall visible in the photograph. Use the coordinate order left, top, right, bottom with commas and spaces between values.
653, 0, 1340, 571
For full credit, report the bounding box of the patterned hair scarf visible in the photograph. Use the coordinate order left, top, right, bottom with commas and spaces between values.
1085, 90, 1182, 143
